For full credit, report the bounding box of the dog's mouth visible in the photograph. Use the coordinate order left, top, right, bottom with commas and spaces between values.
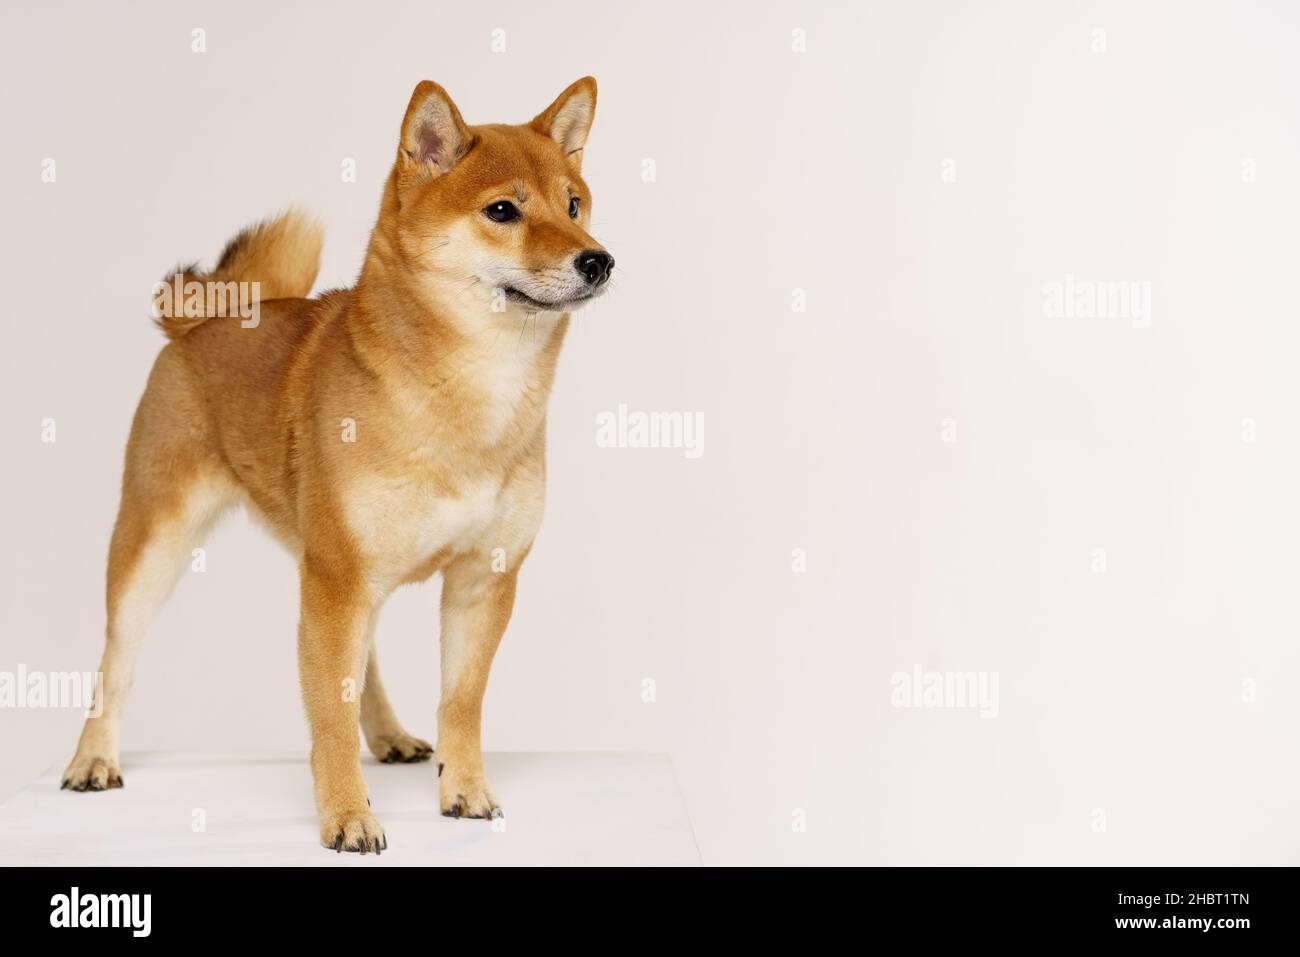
502, 286, 596, 313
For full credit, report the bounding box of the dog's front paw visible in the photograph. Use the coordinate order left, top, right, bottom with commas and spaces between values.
370, 731, 434, 764
438, 761, 502, 820
61, 754, 123, 792
321, 809, 387, 854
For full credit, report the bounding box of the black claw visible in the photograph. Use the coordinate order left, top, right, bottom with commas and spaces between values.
60, 780, 69, 790
437, 762, 444, 777
333, 835, 343, 853
382, 747, 400, 764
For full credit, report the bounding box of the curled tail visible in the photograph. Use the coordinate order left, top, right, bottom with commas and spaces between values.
154, 209, 324, 340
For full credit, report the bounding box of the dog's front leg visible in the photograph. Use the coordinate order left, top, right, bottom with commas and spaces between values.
436, 556, 518, 819
298, 559, 385, 852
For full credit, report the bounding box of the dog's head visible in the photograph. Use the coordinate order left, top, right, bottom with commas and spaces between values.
384, 77, 612, 317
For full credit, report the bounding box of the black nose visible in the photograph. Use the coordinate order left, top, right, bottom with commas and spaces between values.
575, 250, 614, 287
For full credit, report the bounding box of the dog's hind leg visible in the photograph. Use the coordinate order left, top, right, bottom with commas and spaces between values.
63, 349, 235, 792
361, 640, 433, 764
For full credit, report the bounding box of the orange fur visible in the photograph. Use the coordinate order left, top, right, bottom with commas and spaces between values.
63, 77, 611, 853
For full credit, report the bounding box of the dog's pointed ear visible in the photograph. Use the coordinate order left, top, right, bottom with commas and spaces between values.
397, 81, 473, 184
531, 76, 597, 170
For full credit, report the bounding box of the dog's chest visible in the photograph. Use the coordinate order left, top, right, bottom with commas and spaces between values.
341, 322, 558, 585
346, 472, 503, 579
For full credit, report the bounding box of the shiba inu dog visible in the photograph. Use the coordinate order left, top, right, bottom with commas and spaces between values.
61, 77, 613, 853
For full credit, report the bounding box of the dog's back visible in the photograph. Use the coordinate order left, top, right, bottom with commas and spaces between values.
142, 211, 343, 541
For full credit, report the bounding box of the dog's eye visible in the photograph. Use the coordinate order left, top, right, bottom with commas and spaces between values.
568, 196, 580, 219
484, 201, 520, 223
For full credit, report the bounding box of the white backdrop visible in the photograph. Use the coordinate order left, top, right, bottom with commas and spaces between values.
2, 0, 1299, 864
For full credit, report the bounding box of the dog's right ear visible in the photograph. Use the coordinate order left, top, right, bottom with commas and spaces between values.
397, 81, 473, 187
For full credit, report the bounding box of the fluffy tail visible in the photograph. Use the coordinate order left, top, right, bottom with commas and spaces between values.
154, 209, 324, 340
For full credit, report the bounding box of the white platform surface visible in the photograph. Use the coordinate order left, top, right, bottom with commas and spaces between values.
0, 752, 700, 866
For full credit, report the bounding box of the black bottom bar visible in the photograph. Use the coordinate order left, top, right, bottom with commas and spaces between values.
0, 865, 1285, 942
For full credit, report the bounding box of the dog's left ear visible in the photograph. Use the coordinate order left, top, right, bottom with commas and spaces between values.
531, 77, 597, 170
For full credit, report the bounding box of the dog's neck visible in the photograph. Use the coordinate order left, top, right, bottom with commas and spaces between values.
353, 248, 566, 379
347, 206, 569, 449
